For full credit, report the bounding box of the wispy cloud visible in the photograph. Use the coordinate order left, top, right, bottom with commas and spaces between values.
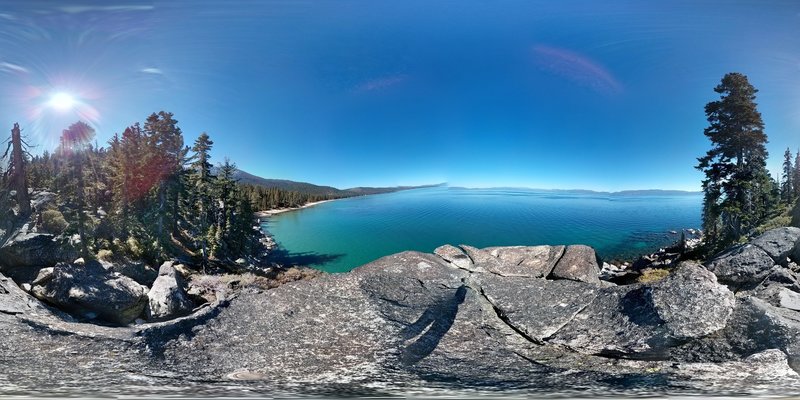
355, 74, 409, 92
58, 5, 154, 14
532, 45, 622, 94
0, 61, 29, 74
140, 67, 163, 75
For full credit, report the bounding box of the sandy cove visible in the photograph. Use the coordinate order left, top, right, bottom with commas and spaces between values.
254, 199, 336, 219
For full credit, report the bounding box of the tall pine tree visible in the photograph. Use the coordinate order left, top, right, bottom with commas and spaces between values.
782, 147, 794, 204
189, 132, 214, 265
697, 72, 771, 250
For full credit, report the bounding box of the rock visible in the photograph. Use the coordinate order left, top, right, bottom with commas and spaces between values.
550, 262, 734, 357
475, 273, 599, 342
30, 261, 148, 325
73, 257, 85, 265
778, 289, 800, 311
751, 227, 800, 265
433, 244, 473, 270
484, 245, 565, 278
104, 260, 158, 286
235, 258, 247, 266
0, 231, 77, 271
549, 245, 601, 284
706, 244, 775, 287
146, 262, 194, 321
21, 283, 30, 292
650, 262, 734, 339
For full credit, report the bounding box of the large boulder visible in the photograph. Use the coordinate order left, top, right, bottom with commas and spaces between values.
650, 262, 735, 339
548, 244, 601, 284
0, 231, 77, 271
750, 227, 800, 265
549, 262, 734, 357
30, 261, 148, 324
706, 244, 775, 288
146, 261, 194, 321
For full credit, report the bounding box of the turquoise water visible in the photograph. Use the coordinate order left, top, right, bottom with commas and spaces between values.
262, 186, 702, 273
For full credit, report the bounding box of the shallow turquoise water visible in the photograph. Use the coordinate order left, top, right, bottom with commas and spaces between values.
262, 186, 702, 273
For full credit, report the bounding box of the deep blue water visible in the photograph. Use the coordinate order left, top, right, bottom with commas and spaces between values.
262, 186, 702, 273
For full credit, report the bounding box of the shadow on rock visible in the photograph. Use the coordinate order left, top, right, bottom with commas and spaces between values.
400, 285, 467, 365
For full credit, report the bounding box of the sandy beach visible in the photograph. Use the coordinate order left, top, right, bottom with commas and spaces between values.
254, 199, 335, 219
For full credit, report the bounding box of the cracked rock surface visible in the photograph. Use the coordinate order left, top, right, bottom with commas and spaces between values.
4, 229, 800, 396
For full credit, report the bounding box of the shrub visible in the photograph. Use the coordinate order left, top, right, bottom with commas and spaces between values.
637, 268, 670, 283
41, 210, 68, 234
97, 249, 114, 262
126, 236, 144, 259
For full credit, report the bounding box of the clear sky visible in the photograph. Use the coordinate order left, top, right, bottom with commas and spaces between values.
1, 1, 799, 191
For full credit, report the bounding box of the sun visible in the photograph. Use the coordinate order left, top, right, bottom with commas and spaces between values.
48, 91, 76, 112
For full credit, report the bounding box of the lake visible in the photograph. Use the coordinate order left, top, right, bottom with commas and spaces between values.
262, 186, 702, 273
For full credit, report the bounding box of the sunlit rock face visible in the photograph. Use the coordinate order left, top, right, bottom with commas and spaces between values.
3, 228, 800, 396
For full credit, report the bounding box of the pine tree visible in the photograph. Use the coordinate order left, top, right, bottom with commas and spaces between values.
782, 148, 794, 204
794, 149, 800, 201
189, 132, 214, 265
57, 121, 96, 257
143, 111, 186, 242
696, 72, 771, 250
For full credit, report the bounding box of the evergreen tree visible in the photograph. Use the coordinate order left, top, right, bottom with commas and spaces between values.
143, 111, 186, 242
189, 132, 214, 265
696, 72, 771, 249
794, 149, 800, 201
57, 121, 96, 257
782, 148, 794, 204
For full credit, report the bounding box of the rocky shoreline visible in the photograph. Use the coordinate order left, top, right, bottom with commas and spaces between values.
3, 225, 800, 396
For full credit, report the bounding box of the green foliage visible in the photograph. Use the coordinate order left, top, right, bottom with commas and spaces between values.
782, 147, 795, 204
97, 249, 114, 262
697, 72, 773, 252
40, 209, 68, 234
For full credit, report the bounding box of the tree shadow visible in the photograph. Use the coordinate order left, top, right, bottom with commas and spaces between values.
399, 285, 467, 365
266, 247, 344, 267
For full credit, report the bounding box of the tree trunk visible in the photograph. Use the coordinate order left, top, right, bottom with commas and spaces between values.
10, 123, 31, 216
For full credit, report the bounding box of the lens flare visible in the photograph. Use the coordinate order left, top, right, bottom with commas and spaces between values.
48, 91, 76, 111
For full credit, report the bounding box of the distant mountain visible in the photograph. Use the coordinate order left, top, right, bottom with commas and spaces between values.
610, 189, 702, 196
232, 170, 347, 196
232, 169, 441, 197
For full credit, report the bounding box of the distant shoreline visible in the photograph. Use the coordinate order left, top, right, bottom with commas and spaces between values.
254, 199, 335, 219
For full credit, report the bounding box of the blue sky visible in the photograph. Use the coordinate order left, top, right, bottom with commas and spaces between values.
1, 1, 799, 191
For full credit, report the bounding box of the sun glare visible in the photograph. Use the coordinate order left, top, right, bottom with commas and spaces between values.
49, 91, 76, 111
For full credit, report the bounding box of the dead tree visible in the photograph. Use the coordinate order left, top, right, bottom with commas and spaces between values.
2, 123, 32, 216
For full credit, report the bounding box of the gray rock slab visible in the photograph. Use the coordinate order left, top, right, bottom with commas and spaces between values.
475, 273, 599, 342
549, 245, 601, 284
751, 227, 800, 265
706, 244, 776, 287
483, 245, 565, 278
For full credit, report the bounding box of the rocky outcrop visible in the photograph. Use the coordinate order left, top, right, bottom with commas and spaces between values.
0, 230, 77, 271
146, 261, 194, 321
30, 260, 148, 324
3, 229, 800, 396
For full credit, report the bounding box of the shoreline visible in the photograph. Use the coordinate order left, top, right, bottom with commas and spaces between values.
254, 199, 336, 219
